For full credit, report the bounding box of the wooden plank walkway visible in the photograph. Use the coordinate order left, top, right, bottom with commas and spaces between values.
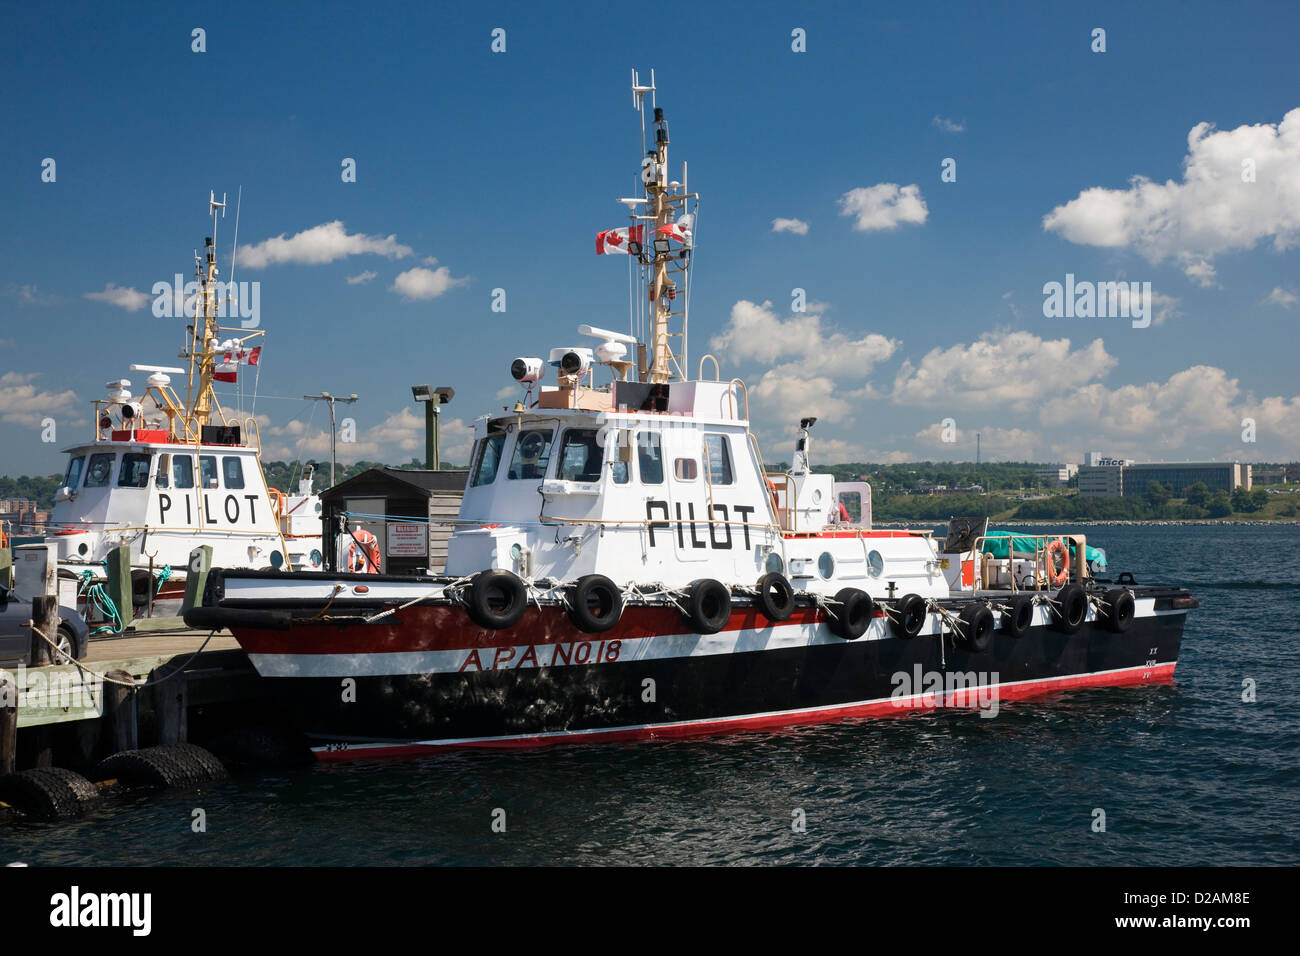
6, 619, 246, 729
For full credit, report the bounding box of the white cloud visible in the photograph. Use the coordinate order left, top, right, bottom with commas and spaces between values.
915, 422, 1041, 460
710, 300, 897, 380
1040, 365, 1236, 441
391, 266, 467, 301
891, 331, 1116, 410
0, 371, 79, 426
259, 407, 474, 465
1043, 108, 1300, 284
346, 270, 378, 285
1262, 286, 1297, 309
237, 221, 414, 268
839, 183, 928, 232
932, 116, 965, 134
710, 299, 897, 429
83, 283, 151, 311
771, 217, 809, 235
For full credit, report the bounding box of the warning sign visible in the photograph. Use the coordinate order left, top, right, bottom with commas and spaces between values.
386, 521, 427, 557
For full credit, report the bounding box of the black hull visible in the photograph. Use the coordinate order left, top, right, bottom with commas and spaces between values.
270, 613, 1186, 757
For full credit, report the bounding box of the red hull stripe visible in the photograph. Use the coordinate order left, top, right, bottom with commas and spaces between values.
234, 599, 1166, 658
310, 662, 1177, 761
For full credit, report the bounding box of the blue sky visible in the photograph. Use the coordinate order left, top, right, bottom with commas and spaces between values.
2, 0, 1298, 476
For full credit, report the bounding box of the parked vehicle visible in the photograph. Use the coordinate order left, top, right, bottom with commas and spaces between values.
0, 583, 90, 667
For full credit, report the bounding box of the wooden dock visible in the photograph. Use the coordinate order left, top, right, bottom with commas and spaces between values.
2, 619, 271, 774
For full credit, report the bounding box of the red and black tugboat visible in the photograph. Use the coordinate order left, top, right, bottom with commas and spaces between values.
189, 73, 1197, 760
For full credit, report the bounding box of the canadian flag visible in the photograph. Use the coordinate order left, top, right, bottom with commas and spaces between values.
214, 345, 261, 383
595, 226, 644, 255
657, 214, 693, 245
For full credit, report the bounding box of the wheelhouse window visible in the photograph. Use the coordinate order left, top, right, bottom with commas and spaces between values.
637, 431, 664, 484
558, 429, 604, 483
222, 456, 245, 490
703, 434, 733, 485
674, 457, 699, 481
84, 453, 115, 488
199, 455, 219, 489
173, 456, 194, 489
118, 453, 151, 488
508, 428, 554, 480
63, 456, 85, 490
470, 431, 506, 487
156, 454, 171, 488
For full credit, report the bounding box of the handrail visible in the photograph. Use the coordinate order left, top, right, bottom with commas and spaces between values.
765, 473, 797, 533
725, 378, 749, 421
698, 353, 720, 381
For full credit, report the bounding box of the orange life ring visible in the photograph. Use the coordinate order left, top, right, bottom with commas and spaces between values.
1044, 539, 1070, 587
269, 488, 287, 520
344, 528, 382, 574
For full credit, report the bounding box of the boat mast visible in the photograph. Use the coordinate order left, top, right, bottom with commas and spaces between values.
633, 70, 696, 384
183, 192, 226, 432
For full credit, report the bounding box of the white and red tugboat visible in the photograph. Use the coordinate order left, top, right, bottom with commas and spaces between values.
49, 193, 323, 622
189, 75, 1197, 760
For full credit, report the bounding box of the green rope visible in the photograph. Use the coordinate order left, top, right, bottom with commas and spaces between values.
79, 569, 124, 636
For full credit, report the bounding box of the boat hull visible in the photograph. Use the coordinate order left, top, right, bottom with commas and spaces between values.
220, 598, 1189, 760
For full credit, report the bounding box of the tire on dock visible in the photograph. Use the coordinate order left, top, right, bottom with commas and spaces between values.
0, 767, 101, 821
94, 743, 227, 790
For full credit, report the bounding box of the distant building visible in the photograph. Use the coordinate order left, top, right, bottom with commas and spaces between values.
1035, 463, 1078, 486
1078, 466, 1124, 497
1253, 468, 1287, 485
1122, 462, 1250, 497
1078, 462, 1250, 498
0, 497, 46, 534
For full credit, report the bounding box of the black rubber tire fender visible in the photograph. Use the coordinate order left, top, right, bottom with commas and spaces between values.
466, 569, 528, 630
890, 593, 927, 639
1051, 583, 1088, 633
957, 603, 996, 652
755, 572, 796, 623
95, 744, 224, 790
684, 579, 732, 634
832, 588, 874, 640
1101, 588, 1135, 633
1001, 593, 1036, 638
567, 574, 624, 633
0, 767, 100, 821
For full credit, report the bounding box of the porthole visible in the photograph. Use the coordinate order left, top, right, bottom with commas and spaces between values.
867, 549, 884, 578
270, 550, 284, 570
765, 552, 784, 575
78, 543, 89, 556
818, 552, 835, 579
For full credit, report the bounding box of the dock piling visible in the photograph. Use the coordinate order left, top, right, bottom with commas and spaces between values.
151, 668, 188, 745
1, 674, 16, 774
181, 546, 213, 614
103, 669, 138, 754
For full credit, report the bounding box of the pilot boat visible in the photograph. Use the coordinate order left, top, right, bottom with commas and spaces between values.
49, 194, 324, 622
189, 74, 1197, 759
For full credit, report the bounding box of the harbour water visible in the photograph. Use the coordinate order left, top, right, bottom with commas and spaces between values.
2, 524, 1296, 866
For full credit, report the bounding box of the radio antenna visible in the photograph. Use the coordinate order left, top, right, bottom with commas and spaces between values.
229, 185, 243, 289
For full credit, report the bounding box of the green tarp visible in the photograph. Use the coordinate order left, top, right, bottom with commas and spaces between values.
980, 530, 1107, 568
